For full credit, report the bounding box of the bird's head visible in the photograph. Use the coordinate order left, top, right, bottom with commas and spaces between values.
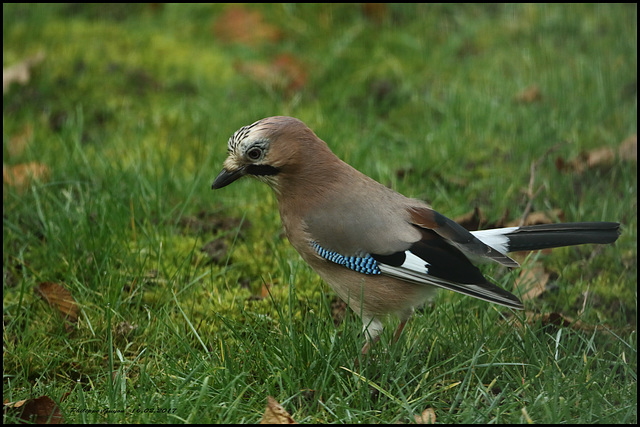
212, 116, 325, 191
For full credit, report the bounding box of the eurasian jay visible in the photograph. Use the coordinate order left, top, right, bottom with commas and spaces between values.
212, 116, 621, 354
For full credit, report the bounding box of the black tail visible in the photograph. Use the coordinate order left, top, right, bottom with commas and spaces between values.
502, 222, 620, 252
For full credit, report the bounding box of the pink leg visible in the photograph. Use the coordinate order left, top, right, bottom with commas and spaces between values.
360, 335, 381, 355
360, 319, 407, 355
392, 320, 408, 343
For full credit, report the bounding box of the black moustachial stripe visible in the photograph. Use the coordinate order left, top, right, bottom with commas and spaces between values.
246, 164, 280, 177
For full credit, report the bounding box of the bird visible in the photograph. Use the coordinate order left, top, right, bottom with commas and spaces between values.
211, 116, 621, 354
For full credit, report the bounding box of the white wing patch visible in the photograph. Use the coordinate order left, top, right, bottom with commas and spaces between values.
471, 227, 519, 255
378, 250, 430, 283
376, 249, 523, 310
402, 251, 430, 274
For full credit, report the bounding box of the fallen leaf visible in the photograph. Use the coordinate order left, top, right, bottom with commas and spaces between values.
453, 207, 485, 231
3, 52, 45, 94
35, 282, 79, 323
3, 396, 64, 424
485, 208, 511, 229
369, 78, 398, 107
115, 321, 138, 338
271, 53, 307, 92
503, 310, 634, 338
178, 210, 251, 234
514, 265, 549, 301
200, 238, 229, 264
555, 136, 635, 173
506, 210, 564, 227
415, 407, 436, 424
3, 162, 50, 192
514, 85, 542, 103
508, 311, 580, 332
394, 166, 414, 180
213, 6, 281, 46
7, 124, 33, 158
331, 295, 347, 326
618, 134, 637, 162
504, 311, 569, 333
554, 155, 567, 172
531, 312, 573, 328
361, 3, 388, 23
260, 282, 274, 299
260, 396, 297, 424
586, 146, 615, 168
235, 53, 307, 94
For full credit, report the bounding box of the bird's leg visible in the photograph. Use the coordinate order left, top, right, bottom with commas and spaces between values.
359, 316, 384, 355
392, 319, 408, 344
360, 319, 407, 355
360, 335, 381, 355
355, 320, 407, 365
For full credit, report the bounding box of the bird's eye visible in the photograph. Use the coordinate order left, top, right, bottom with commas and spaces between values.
247, 147, 263, 160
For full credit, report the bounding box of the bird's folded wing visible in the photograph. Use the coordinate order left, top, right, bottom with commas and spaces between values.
372, 237, 524, 309
303, 196, 522, 309
408, 206, 520, 267
309, 232, 523, 310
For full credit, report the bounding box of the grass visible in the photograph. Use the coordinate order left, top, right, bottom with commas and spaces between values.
3, 3, 637, 423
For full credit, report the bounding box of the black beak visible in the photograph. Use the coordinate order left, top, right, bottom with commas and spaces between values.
211, 167, 246, 189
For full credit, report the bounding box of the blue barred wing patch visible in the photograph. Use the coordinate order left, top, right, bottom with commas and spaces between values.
311, 242, 381, 275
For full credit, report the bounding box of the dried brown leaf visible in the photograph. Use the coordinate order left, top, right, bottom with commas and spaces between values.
514, 85, 542, 103
362, 3, 388, 23
260, 396, 297, 424
271, 54, 307, 92
200, 238, 229, 264
504, 310, 631, 338
511, 311, 578, 331
554, 155, 568, 172
514, 265, 549, 301
115, 321, 138, 339
213, 6, 281, 46
586, 146, 615, 168
3, 162, 50, 192
3, 396, 64, 424
3, 52, 45, 94
485, 208, 511, 229
331, 295, 347, 326
556, 136, 635, 173
35, 282, 79, 323
506, 209, 564, 227
532, 312, 574, 328
235, 54, 307, 94
453, 207, 485, 231
7, 124, 33, 158
178, 210, 251, 234
260, 282, 274, 299
504, 311, 573, 332
618, 134, 637, 162
415, 407, 436, 424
